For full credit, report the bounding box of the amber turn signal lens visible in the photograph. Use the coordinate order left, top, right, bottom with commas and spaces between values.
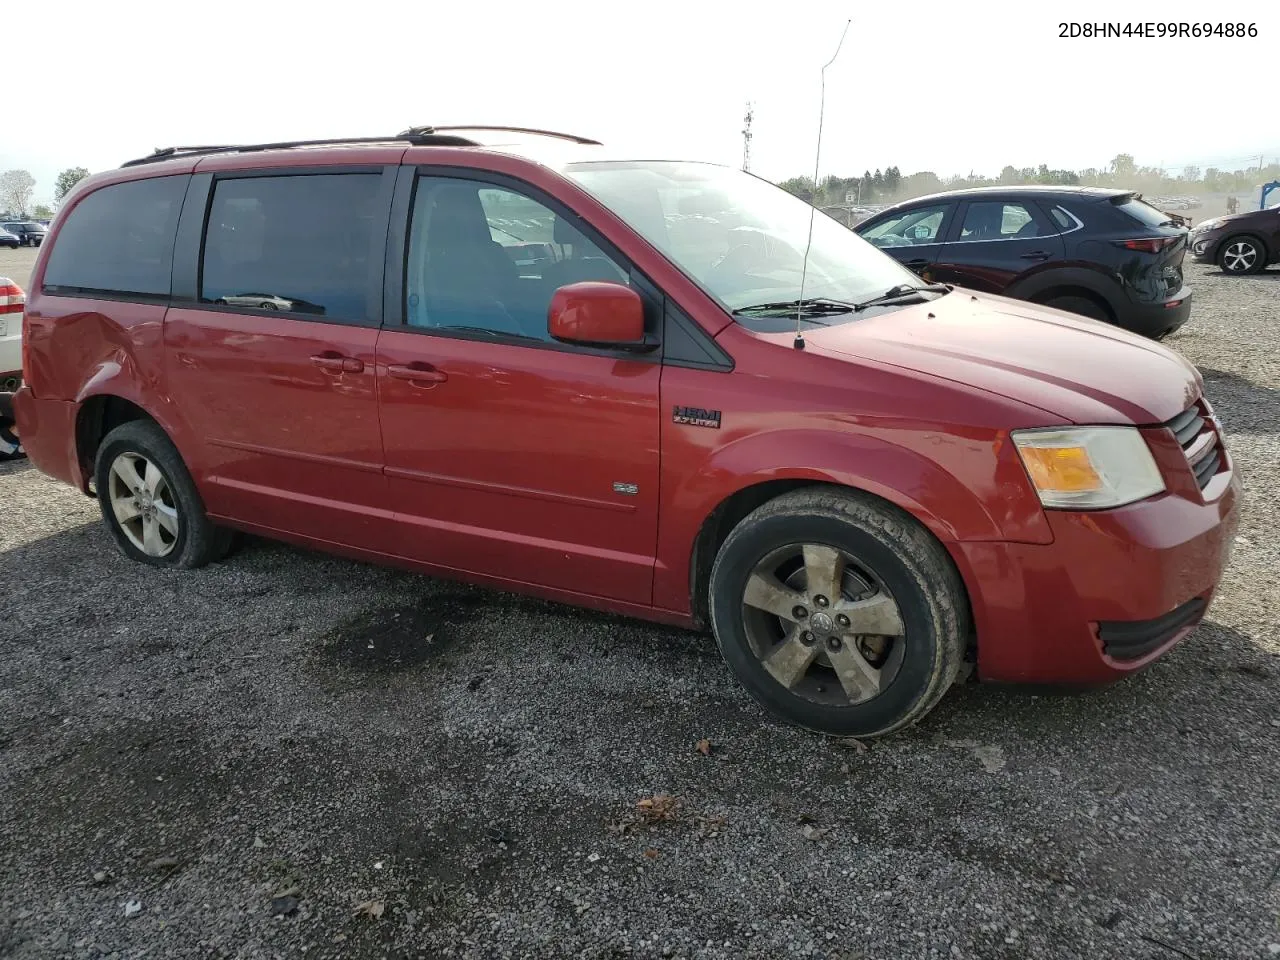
1018, 445, 1102, 493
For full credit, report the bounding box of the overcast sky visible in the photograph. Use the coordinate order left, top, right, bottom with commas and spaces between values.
5, 0, 1278, 205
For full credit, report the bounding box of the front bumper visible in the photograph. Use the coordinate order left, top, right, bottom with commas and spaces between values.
1189, 232, 1222, 263
951, 458, 1241, 685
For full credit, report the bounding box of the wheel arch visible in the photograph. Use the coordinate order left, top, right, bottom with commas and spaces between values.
1007, 266, 1122, 319
677, 441, 1013, 628
686, 477, 981, 664
73, 381, 193, 494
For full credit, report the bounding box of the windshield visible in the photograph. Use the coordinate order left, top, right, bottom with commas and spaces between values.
560, 160, 921, 316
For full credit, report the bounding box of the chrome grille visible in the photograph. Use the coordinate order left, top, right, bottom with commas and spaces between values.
1164, 403, 1220, 490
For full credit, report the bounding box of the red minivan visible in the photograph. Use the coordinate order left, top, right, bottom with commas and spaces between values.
8, 127, 1240, 738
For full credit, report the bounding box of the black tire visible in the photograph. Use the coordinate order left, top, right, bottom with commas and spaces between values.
708, 487, 969, 738
1217, 235, 1266, 275
1042, 294, 1109, 322
93, 419, 233, 569
0, 420, 23, 461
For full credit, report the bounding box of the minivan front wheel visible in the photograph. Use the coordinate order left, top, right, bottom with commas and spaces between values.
94, 420, 233, 568
1218, 236, 1265, 275
709, 488, 968, 738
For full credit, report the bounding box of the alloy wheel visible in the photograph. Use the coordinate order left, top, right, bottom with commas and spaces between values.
1222, 241, 1258, 273
741, 543, 906, 706
107, 451, 181, 558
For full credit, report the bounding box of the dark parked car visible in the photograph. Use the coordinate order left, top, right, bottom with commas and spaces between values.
1188, 203, 1280, 275
0, 227, 20, 249
855, 187, 1191, 339
1, 221, 47, 247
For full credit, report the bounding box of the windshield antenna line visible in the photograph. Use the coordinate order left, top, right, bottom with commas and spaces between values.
795, 17, 851, 350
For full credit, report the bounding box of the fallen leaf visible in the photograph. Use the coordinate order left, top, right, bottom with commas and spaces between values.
270, 895, 299, 917
635, 794, 681, 824
252, 836, 266, 849
146, 856, 180, 872
123, 900, 142, 918
643, 848, 660, 859
695, 739, 712, 756
586, 852, 601, 863
801, 824, 832, 841
353, 899, 384, 919
91, 870, 109, 885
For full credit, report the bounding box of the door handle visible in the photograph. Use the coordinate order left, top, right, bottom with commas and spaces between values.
386, 362, 448, 384
311, 353, 364, 373
1020, 251, 1052, 261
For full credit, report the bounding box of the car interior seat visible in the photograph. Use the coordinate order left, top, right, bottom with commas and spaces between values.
419, 183, 528, 336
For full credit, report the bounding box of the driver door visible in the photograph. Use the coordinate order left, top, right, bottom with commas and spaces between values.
856, 202, 956, 279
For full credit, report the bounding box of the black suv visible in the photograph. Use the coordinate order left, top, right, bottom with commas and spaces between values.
854, 187, 1191, 339
1, 222, 47, 247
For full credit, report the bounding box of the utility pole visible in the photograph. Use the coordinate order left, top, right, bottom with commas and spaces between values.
742, 101, 754, 173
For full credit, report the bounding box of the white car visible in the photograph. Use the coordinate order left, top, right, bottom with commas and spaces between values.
0, 277, 22, 386
1, 276, 24, 460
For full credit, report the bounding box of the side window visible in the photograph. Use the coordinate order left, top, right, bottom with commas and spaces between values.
859, 204, 948, 247
200, 174, 381, 320
43, 176, 186, 296
957, 202, 1042, 241
405, 177, 629, 341
1047, 205, 1075, 232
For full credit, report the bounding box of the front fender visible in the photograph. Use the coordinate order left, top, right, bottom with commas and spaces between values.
652, 426, 1051, 615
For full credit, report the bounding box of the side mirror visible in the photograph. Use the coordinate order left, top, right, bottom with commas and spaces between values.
548, 282, 656, 352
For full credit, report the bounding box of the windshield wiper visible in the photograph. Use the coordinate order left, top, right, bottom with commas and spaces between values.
734, 297, 859, 317
851, 283, 950, 312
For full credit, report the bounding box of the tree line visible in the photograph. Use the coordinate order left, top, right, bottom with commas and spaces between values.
778, 153, 1280, 208
0, 167, 91, 219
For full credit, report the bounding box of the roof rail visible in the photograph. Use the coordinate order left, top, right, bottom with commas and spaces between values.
400, 125, 602, 146
119, 130, 480, 168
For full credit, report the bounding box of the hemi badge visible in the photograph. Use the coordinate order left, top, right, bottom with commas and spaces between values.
673, 405, 721, 429
612, 482, 639, 496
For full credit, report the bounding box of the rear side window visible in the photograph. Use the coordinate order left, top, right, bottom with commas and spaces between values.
1047, 206, 1075, 231
200, 174, 381, 320
42, 176, 186, 296
1115, 196, 1176, 229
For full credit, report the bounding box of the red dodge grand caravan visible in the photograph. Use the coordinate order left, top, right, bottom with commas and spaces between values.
8, 126, 1241, 737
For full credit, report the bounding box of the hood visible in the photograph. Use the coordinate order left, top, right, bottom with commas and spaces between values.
1195, 210, 1259, 230
802, 291, 1201, 425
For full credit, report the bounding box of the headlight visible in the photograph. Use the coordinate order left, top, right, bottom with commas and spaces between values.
1193, 219, 1220, 233
1012, 426, 1165, 509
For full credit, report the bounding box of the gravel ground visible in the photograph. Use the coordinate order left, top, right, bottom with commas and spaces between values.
1, 250, 1278, 960
0, 245, 36, 292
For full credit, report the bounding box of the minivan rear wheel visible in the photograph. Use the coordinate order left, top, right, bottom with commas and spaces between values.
93, 420, 233, 568
1218, 235, 1265, 275
708, 487, 968, 738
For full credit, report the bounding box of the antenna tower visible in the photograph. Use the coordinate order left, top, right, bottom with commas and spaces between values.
742, 101, 754, 172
